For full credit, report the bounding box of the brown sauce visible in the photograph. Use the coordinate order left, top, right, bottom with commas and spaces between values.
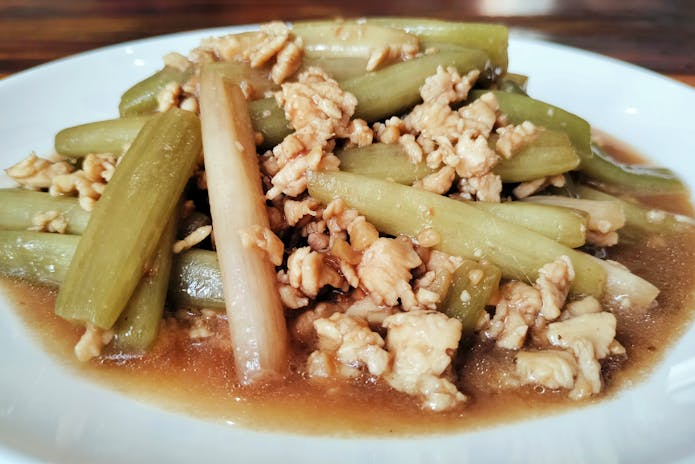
2, 141, 695, 437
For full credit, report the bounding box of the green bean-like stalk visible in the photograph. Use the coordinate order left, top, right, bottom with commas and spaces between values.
0, 189, 90, 234
471, 90, 685, 193
576, 184, 695, 239
442, 259, 501, 336
523, 196, 626, 236
109, 216, 177, 354
0, 230, 225, 310
55, 109, 202, 330
308, 170, 606, 297
54, 115, 152, 158
119, 66, 194, 117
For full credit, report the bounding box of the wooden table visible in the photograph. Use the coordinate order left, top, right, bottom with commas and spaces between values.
1, 0, 693, 87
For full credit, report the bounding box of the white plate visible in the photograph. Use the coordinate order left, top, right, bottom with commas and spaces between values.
1, 26, 695, 464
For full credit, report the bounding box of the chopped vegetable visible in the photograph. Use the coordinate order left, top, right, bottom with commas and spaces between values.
110, 216, 177, 354
55, 108, 202, 329
0, 189, 89, 234
55, 115, 151, 157
471, 90, 685, 193
0, 230, 225, 310
442, 259, 501, 336
199, 67, 288, 384
119, 66, 194, 117
307, 170, 606, 296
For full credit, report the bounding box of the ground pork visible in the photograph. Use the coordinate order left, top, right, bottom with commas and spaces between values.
308, 312, 390, 379
357, 237, 422, 310
49, 153, 117, 211
74, 323, 114, 362
5, 153, 74, 190
173, 225, 213, 254
238, 224, 284, 266
485, 281, 543, 350
513, 174, 566, 199
383, 309, 466, 411
28, 210, 68, 234
495, 121, 538, 159
515, 349, 578, 390
535, 255, 575, 321
287, 246, 346, 297
267, 67, 370, 199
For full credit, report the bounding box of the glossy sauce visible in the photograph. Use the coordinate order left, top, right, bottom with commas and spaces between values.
2, 142, 695, 437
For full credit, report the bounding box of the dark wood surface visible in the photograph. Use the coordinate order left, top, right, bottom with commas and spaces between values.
1, 0, 693, 86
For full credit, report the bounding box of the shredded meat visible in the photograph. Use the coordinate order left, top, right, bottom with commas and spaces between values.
173, 225, 213, 254
28, 210, 68, 234
457, 173, 503, 202
383, 309, 466, 411
495, 121, 537, 159
308, 312, 390, 378
546, 312, 624, 400
238, 225, 284, 266
5, 153, 73, 190
535, 255, 575, 321
357, 237, 422, 310
50, 153, 117, 211
267, 67, 367, 199
413, 166, 456, 195
515, 349, 578, 390
485, 281, 543, 350
287, 246, 346, 297
365, 42, 419, 71
513, 174, 566, 199
74, 324, 114, 362
283, 197, 320, 226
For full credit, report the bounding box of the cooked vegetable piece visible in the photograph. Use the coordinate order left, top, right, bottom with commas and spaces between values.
0, 230, 76, 286
498, 72, 528, 94
442, 259, 501, 336
363, 18, 508, 74
251, 49, 489, 148
199, 68, 288, 384
337, 143, 435, 183
0, 189, 90, 234
301, 55, 371, 80
119, 66, 194, 117
576, 184, 695, 239
307, 170, 606, 296
0, 230, 226, 310
592, 257, 659, 310
169, 248, 225, 310
523, 195, 626, 235
292, 22, 419, 61
204, 61, 279, 97
492, 130, 580, 182
471, 90, 685, 193
587, 143, 684, 194
470, 201, 588, 248
343, 48, 488, 122
110, 216, 177, 354
248, 97, 292, 148
55, 109, 202, 329
339, 131, 579, 185
55, 115, 151, 158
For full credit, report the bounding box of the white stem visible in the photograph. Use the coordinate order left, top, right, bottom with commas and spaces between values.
199, 68, 288, 384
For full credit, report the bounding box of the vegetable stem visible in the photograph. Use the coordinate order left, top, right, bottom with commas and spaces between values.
55, 109, 202, 329
199, 67, 288, 384
308, 170, 606, 296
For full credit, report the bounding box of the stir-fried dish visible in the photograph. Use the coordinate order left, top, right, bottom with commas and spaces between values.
1, 19, 694, 433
